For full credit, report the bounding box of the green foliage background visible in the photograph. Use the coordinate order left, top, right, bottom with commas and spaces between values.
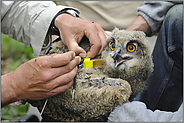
1, 33, 35, 121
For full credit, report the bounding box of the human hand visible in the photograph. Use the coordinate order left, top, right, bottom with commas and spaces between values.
126, 16, 151, 36
105, 31, 112, 37
55, 13, 108, 58
1, 51, 80, 107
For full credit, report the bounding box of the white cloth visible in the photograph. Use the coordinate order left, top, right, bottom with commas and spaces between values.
108, 101, 183, 122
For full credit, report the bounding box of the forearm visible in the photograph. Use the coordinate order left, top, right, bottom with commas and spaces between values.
126, 15, 151, 36
1, 73, 21, 107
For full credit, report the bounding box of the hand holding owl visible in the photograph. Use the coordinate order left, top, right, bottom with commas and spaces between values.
55, 13, 108, 58
1, 51, 80, 107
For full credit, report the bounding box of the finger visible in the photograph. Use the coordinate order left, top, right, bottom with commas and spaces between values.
49, 51, 76, 68
34, 51, 76, 68
46, 56, 81, 81
52, 35, 59, 42
67, 40, 87, 56
84, 23, 102, 58
95, 23, 107, 55
48, 66, 77, 94
48, 80, 74, 96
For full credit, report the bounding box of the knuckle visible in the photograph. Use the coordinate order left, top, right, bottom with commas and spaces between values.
62, 82, 73, 92
95, 23, 102, 28
65, 65, 74, 72
64, 75, 72, 83
66, 70, 76, 82
70, 66, 77, 75
89, 23, 97, 29
40, 71, 52, 81
62, 53, 73, 64
44, 85, 57, 97
44, 85, 52, 92
65, 59, 78, 72
61, 57, 70, 65
39, 60, 50, 68
62, 86, 70, 92
46, 92, 54, 97
95, 42, 102, 49
45, 82, 54, 90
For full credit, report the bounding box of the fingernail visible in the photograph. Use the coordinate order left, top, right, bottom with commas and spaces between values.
78, 56, 81, 64
73, 52, 76, 57
86, 52, 94, 58
79, 53, 86, 58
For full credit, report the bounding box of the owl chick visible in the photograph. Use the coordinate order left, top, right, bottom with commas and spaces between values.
27, 28, 153, 122
102, 27, 153, 100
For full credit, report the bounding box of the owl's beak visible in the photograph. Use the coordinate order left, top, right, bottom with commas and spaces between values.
113, 47, 121, 60
113, 47, 132, 67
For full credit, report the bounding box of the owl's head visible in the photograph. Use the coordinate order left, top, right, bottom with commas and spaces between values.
102, 28, 153, 100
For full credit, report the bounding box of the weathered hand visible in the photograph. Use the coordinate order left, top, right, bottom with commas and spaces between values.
1, 51, 81, 107
55, 13, 107, 58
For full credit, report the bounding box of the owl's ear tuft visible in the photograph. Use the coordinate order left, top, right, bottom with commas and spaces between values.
112, 27, 119, 33
106, 27, 119, 43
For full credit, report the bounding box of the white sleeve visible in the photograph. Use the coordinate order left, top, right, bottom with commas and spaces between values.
108, 101, 183, 122
1, 1, 79, 57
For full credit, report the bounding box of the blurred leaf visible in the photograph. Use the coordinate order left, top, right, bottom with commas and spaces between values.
1, 33, 34, 60
1, 103, 29, 120
9, 108, 19, 116
54, 1, 58, 5
2, 115, 14, 120
1, 33, 35, 74
1, 33, 32, 120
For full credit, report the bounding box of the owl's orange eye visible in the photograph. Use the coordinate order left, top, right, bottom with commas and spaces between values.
110, 42, 116, 50
127, 44, 136, 52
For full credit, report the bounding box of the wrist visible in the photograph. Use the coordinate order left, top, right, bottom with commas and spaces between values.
54, 13, 71, 29
49, 9, 79, 36
136, 16, 151, 35
127, 16, 151, 36
1, 72, 21, 107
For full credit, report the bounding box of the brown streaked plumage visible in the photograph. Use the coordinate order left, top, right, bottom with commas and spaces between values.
27, 28, 153, 121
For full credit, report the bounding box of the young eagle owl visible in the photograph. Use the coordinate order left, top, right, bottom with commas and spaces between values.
27, 28, 153, 122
